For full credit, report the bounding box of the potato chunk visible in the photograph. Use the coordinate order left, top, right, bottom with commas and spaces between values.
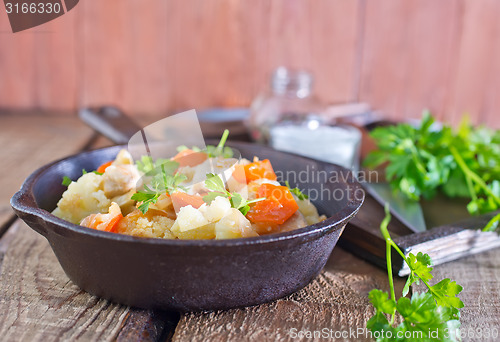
215, 208, 258, 239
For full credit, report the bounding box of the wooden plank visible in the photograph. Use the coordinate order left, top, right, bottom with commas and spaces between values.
0, 114, 94, 227
77, 0, 130, 110
359, 0, 459, 121
172, 247, 405, 342
0, 221, 175, 342
445, 0, 500, 127
0, 16, 36, 108
413, 248, 500, 341
308, 0, 361, 104
32, 7, 78, 110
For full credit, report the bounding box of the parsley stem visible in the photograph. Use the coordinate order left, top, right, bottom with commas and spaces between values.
450, 145, 500, 206
380, 205, 397, 323
409, 144, 429, 177
464, 172, 477, 201
483, 213, 500, 232
216, 129, 229, 155
386, 242, 396, 325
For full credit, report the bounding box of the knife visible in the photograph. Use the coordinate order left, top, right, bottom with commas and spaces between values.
363, 182, 427, 233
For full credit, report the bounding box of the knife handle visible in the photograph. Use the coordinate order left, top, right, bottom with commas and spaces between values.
394, 211, 500, 276
79, 106, 141, 145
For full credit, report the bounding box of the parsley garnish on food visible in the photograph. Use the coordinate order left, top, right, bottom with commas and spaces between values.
62, 176, 72, 186
285, 181, 309, 200
131, 185, 161, 214
61, 169, 103, 186
131, 160, 187, 214
136, 156, 173, 174
82, 169, 103, 175
203, 173, 265, 215
176, 129, 233, 158
364, 111, 500, 231
366, 206, 464, 341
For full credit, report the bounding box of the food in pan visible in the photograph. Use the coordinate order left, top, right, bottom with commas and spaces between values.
53, 131, 325, 239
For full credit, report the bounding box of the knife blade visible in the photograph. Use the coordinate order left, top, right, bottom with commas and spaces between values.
363, 182, 427, 233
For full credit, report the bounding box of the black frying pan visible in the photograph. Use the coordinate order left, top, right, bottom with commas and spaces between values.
11, 138, 364, 311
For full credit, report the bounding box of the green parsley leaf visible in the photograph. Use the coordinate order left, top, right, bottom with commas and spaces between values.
367, 207, 464, 341
202, 173, 265, 215
285, 181, 309, 200
132, 157, 185, 214
82, 169, 103, 176
364, 111, 500, 225
62, 176, 72, 186
131, 191, 160, 214
202, 192, 225, 205
368, 289, 396, 315
429, 279, 464, 315
205, 173, 226, 193
136, 156, 173, 174
175, 130, 233, 159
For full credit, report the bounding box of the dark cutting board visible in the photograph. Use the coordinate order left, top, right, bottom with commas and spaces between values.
340, 184, 500, 276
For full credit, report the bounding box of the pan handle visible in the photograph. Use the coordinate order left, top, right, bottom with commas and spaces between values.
10, 190, 48, 237
79, 106, 142, 145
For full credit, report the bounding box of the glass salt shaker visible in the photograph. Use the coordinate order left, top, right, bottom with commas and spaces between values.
246, 67, 325, 144
246, 67, 362, 171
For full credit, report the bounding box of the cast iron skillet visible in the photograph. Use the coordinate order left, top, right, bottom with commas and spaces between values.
11, 141, 364, 312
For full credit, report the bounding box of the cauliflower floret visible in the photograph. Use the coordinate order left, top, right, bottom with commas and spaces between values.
114, 149, 134, 165
116, 210, 175, 239
53, 149, 141, 224
52, 172, 110, 224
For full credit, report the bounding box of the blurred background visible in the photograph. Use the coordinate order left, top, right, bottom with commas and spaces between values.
1, 0, 500, 127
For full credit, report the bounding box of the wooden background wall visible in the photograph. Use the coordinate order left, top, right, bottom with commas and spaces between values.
1, 0, 500, 127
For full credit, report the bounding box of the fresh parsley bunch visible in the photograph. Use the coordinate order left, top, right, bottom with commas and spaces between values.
367, 206, 464, 341
364, 111, 500, 231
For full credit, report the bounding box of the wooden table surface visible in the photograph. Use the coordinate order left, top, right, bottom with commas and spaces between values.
1, 114, 499, 342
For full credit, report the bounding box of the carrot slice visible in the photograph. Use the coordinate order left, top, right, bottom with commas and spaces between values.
172, 149, 208, 167
102, 213, 123, 232
80, 203, 123, 232
241, 159, 277, 183
170, 192, 205, 213
246, 184, 298, 225
97, 160, 113, 174
231, 165, 247, 184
